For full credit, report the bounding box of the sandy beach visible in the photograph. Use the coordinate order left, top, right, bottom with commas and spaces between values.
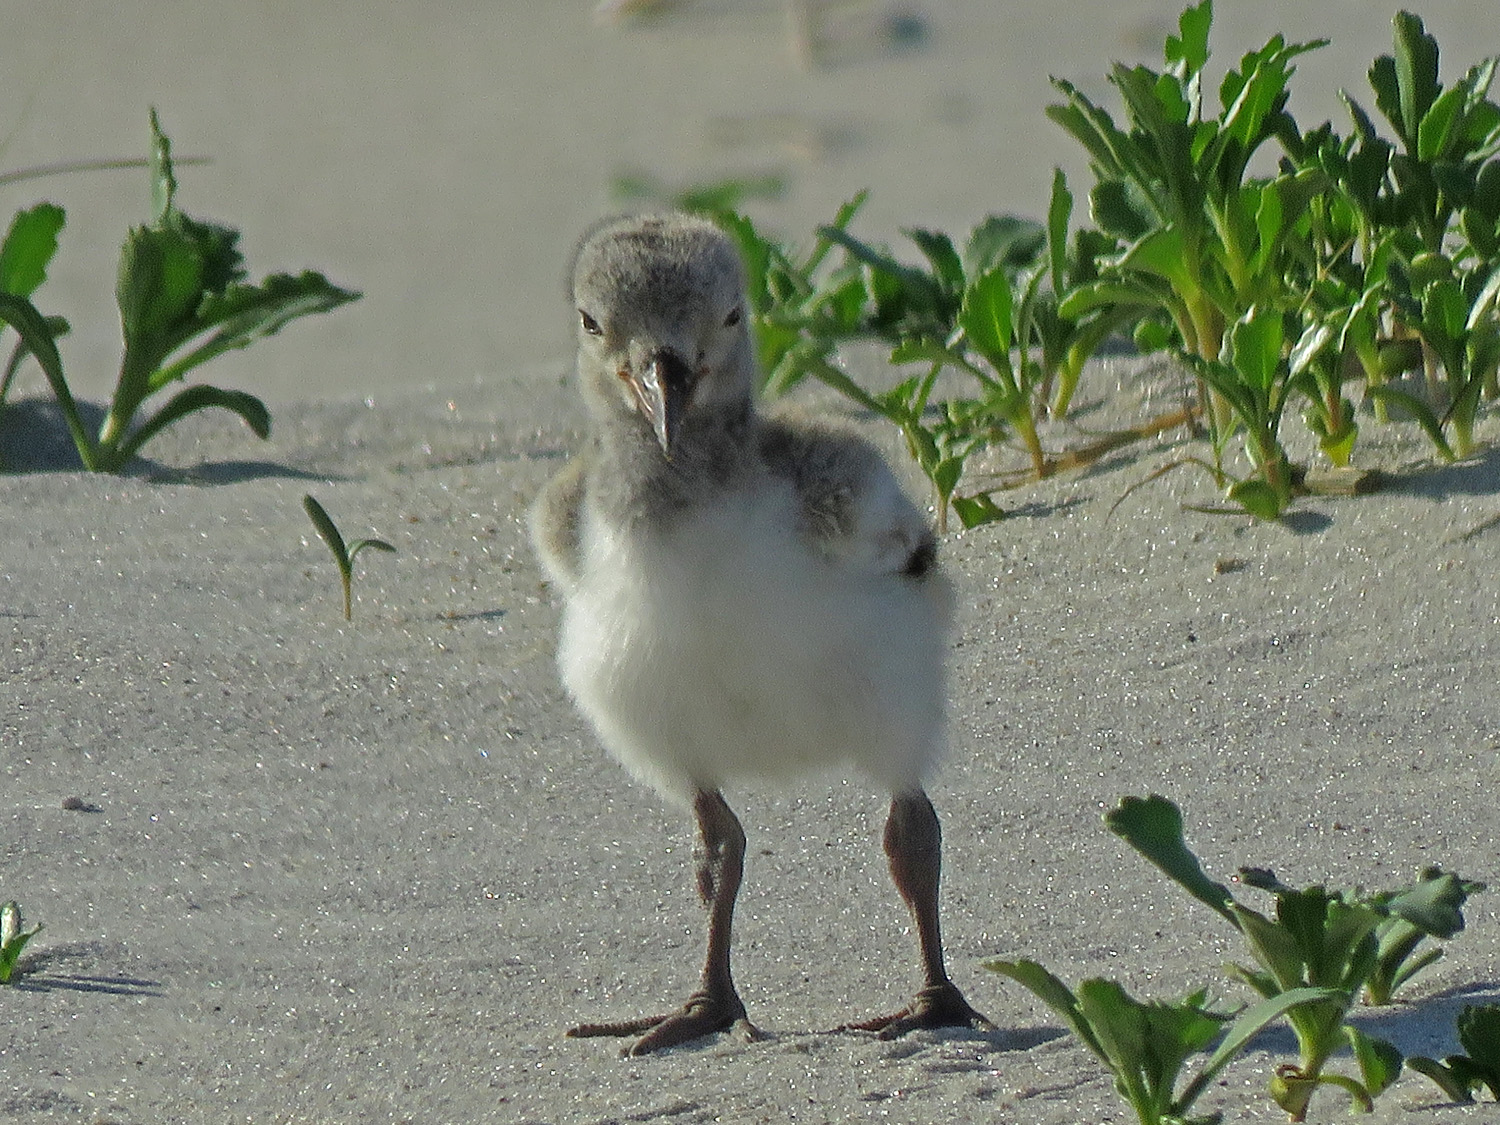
4, 2, 1500, 1122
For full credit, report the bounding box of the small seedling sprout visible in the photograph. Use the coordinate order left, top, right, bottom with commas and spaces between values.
0, 900, 42, 983
303, 494, 395, 621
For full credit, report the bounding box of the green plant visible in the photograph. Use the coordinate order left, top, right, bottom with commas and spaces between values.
1106, 795, 1477, 1120
815, 212, 1045, 527
1279, 10, 1500, 464
303, 494, 395, 621
695, 5, 1500, 524
0, 900, 42, 983
1353, 12, 1500, 258
712, 196, 1021, 529
1048, 1, 1332, 516
1365, 866, 1485, 1006
1409, 1004, 1500, 1102
712, 192, 873, 399
1179, 307, 1299, 518
0, 201, 68, 411
0, 152, 212, 440
0, 110, 359, 472
987, 959, 1334, 1125
1381, 249, 1500, 458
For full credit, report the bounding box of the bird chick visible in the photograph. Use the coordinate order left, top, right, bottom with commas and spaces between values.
531, 212, 989, 1054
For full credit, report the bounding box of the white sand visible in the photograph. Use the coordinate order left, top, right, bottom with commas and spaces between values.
3, 2, 1500, 1122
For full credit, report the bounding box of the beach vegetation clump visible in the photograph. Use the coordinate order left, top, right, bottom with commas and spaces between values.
698, 3, 1500, 523
0, 110, 359, 472
985, 797, 1483, 1121
986, 958, 1333, 1125
1106, 794, 1480, 1120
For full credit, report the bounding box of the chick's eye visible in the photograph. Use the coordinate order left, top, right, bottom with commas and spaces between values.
579, 310, 603, 336
723, 306, 742, 328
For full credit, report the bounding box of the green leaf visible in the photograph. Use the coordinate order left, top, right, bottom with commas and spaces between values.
1289, 322, 1333, 378
804, 190, 868, 274
1386, 869, 1479, 938
888, 338, 966, 370
1393, 11, 1441, 147
930, 455, 962, 497
0, 291, 97, 470
147, 271, 361, 391
1090, 179, 1154, 242
1422, 278, 1469, 344
117, 224, 206, 360
1105, 795, 1237, 923
1347, 1027, 1403, 1096
992, 961, 1341, 1125
1047, 78, 1139, 183
905, 228, 965, 295
1077, 977, 1216, 1100
1248, 181, 1283, 276
109, 384, 271, 468
952, 493, 1005, 528
1475, 159, 1500, 218
1418, 85, 1467, 161
962, 214, 1045, 280
1179, 987, 1343, 1109
984, 959, 1109, 1063
1267, 888, 1345, 986
1046, 168, 1073, 295
149, 107, 177, 223
1457, 1005, 1500, 1084
1134, 316, 1178, 353
1466, 265, 1500, 332
714, 211, 774, 312
1410, 1005, 1500, 1102
1366, 385, 1454, 458
673, 174, 786, 216
1233, 902, 1316, 990
1461, 208, 1499, 258
817, 226, 940, 303
1164, 0, 1212, 78
1058, 277, 1165, 319
903, 421, 942, 473
1227, 307, 1283, 391
175, 209, 248, 295
959, 266, 1014, 365
1218, 38, 1317, 159
0, 901, 42, 984
304, 494, 350, 569
0, 203, 66, 298
1120, 225, 1193, 292
348, 538, 398, 564
1407, 1056, 1479, 1103
1369, 55, 1406, 147
1227, 478, 1285, 520
804, 356, 890, 417
1319, 423, 1359, 467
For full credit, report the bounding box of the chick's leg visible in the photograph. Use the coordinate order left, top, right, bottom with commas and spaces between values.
842, 789, 992, 1037
568, 788, 759, 1055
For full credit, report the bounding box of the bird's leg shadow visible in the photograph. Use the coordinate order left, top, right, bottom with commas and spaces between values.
567, 788, 761, 1055
840, 789, 994, 1038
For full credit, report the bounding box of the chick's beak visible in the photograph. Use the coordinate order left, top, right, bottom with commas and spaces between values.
629, 348, 696, 459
